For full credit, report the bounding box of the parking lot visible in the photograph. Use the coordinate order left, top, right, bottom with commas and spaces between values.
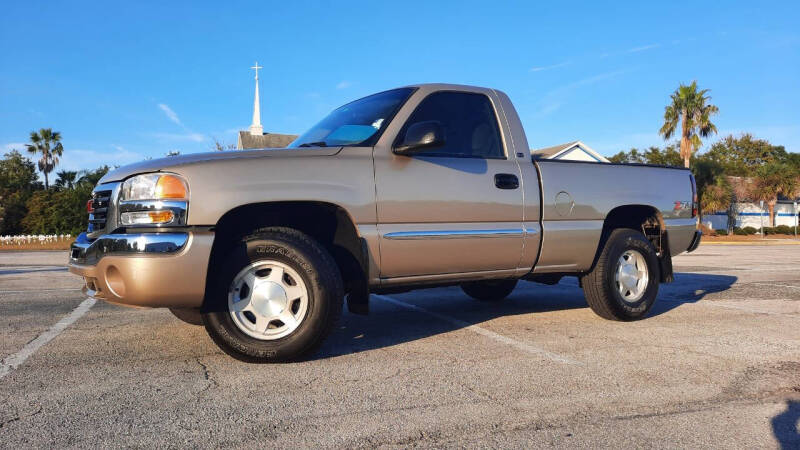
1, 244, 799, 448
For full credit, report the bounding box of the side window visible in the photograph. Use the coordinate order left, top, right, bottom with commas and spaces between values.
399, 91, 505, 159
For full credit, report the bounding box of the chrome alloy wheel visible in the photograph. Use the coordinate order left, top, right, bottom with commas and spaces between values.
228, 260, 309, 340
614, 249, 649, 303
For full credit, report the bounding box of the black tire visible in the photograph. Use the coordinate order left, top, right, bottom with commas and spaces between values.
202, 227, 343, 363
581, 228, 659, 321
461, 279, 518, 302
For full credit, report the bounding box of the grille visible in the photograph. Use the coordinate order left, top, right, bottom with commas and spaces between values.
88, 190, 112, 233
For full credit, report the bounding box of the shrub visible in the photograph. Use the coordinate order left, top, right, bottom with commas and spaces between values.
742, 226, 758, 235
762, 227, 775, 235
733, 227, 748, 235
772, 225, 793, 235
715, 229, 728, 236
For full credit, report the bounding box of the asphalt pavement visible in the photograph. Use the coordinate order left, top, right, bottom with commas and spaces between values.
0, 245, 798, 448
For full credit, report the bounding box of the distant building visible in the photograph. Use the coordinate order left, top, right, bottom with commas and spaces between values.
237, 62, 297, 150
237, 131, 297, 149
531, 140, 609, 163
703, 175, 800, 230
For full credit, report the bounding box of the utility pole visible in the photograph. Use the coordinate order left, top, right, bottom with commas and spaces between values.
794, 201, 798, 239
759, 200, 764, 239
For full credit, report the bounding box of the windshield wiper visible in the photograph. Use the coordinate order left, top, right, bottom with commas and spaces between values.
297, 141, 327, 148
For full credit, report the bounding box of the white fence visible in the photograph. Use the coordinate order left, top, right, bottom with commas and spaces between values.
0, 234, 73, 247
703, 202, 800, 230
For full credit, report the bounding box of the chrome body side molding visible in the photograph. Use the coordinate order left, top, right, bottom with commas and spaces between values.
384, 228, 531, 240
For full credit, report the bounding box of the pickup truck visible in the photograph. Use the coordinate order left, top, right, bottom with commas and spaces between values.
69, 83, 701, 362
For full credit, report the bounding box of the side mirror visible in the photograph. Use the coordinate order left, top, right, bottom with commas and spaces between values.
393, 121, 445, 155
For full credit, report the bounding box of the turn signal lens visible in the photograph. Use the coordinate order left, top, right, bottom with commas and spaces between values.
120, 210, 175, 225
155, 174, 188, 199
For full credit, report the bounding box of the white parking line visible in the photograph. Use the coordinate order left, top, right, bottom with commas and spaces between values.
372, 294, 581, 365
0, 297, 96, 380
754, 282, 800, 290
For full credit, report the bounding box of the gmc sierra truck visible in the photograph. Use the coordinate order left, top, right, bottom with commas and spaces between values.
69, 84, 701, 362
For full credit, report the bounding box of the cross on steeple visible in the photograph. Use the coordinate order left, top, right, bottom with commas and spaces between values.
251, 62, 262, 80
249, 61, 264, 136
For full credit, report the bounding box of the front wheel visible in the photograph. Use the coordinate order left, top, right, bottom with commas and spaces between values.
581, 228, 659, 321
202, 227, 343, 362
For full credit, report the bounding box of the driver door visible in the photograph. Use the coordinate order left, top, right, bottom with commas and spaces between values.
373, 89, 525, 278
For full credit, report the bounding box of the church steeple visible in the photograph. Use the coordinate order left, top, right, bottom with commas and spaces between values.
249, 62, 264, 136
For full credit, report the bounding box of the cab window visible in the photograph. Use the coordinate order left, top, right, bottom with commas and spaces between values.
398, 91, 505, 159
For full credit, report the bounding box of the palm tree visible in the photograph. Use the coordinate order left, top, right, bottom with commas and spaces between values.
54, 170, 78, 189
700, 176, 731, 226
659, 81, 719, 168
750, 163, 799, 227
76, 166, 110, 188
25, 128, 64, 189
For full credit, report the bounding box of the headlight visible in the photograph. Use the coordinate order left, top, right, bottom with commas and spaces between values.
119, 173, 188, 226
120, 173, 188, 202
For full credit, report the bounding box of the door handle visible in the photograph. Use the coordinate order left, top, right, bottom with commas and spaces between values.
494, 173, 519, 189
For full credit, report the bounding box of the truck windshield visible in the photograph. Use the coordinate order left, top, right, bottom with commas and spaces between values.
289, 87, 415, 148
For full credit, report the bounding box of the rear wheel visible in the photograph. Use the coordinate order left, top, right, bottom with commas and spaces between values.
581, 228, 659, 321
461, 279, 518, 302
202, 227, 343, 362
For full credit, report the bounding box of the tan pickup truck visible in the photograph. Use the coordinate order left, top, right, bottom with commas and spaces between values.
69, 83, 701, 362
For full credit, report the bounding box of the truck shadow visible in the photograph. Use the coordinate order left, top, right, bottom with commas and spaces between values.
772, 400, 800, 450
317, 272, 737, 359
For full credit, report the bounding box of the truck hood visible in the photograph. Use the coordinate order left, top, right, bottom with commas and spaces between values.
99, 147, 343, 183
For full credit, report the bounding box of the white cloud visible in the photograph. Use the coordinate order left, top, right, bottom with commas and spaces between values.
3, 142, 27, 152
625, 44, 660, 53
530, 61, 571, 72
336, 81, 352, 89
60, 148, 145, 171
157, 103, 182, 125
529, 70, 628, 120
533, 102, 563, 118
151, 132, 206, 142
546, 70, 628, 97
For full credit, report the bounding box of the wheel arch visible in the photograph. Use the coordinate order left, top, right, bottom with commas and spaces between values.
590, 204, 674, 283
204, 201, 369, 307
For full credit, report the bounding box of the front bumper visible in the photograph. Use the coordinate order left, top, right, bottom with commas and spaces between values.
68, 231, 213, 308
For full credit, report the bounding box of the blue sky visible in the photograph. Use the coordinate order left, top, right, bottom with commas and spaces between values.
1, 1, 798, 172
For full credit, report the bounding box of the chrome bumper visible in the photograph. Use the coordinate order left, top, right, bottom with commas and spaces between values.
70, 232, 189, 265
68, 231, 213, 308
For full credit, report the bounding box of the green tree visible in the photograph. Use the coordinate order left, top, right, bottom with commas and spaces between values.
700, 176, 732, 226
607, 144, 684, 167
0, 150, 42, 234
77, 166, 109, 188
54, 170, 79, 189
691, 158, 725, 218
608, 148, 646, 164
659, 81, 719, 168
704, 134, 787, 176
750, 162, 800, 226
22, 173, 98, 235
25, 128, 64, 190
